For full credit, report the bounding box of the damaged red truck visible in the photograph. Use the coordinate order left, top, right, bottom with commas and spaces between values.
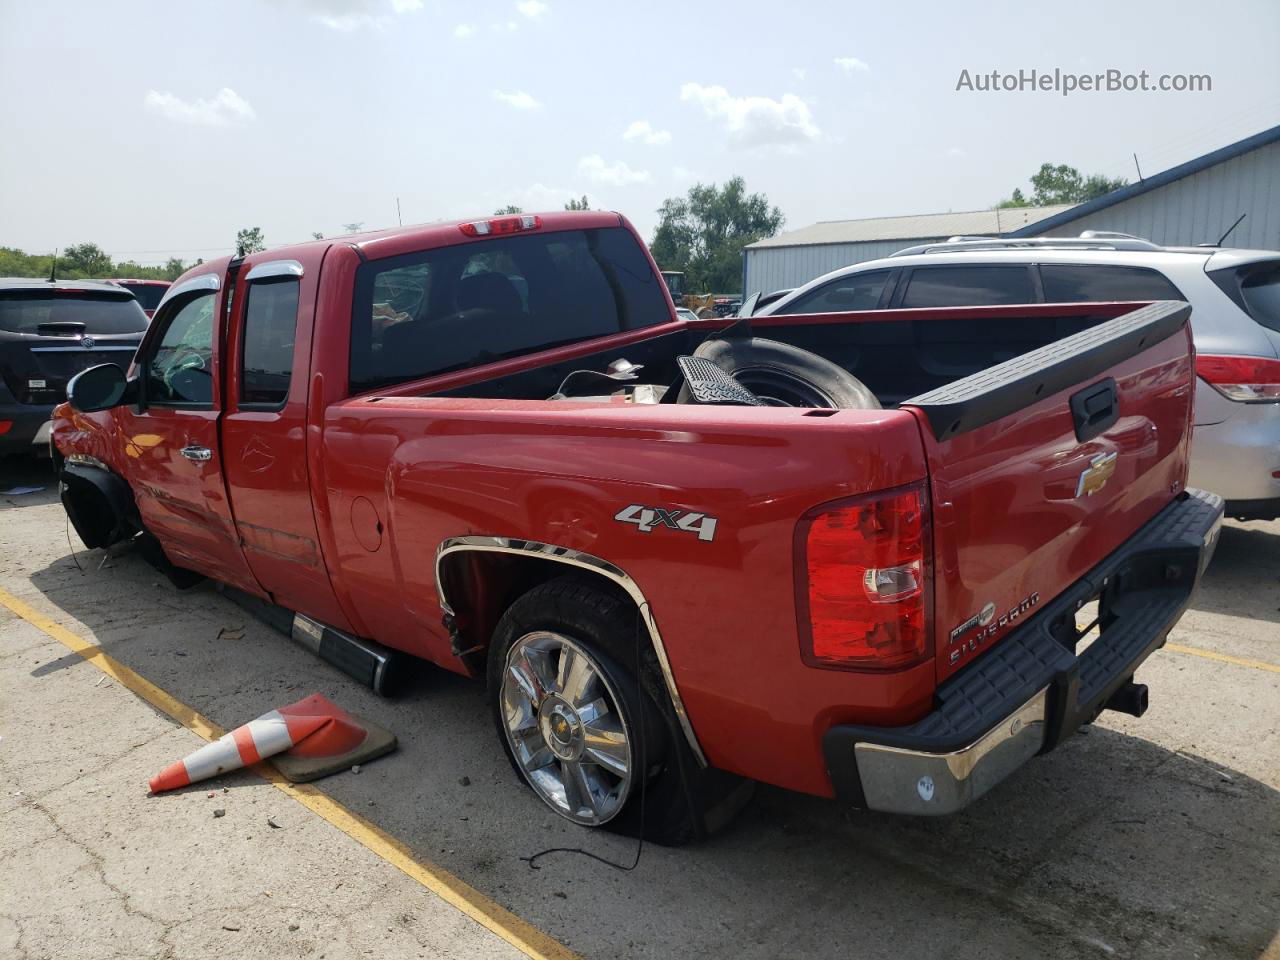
52, 211, 1223, 841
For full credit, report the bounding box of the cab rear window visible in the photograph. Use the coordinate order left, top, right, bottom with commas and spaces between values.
349, 226, 671, 392
0, 292, 149, 335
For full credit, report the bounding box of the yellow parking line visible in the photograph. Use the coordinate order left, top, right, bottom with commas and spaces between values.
1166, 642, 1280, 675
0, 586, 580, 960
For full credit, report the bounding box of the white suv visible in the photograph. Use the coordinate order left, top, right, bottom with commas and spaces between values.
756, 234, 1280, 520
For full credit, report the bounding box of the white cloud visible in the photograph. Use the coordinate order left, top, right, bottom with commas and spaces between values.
454, 22, 475, 38
679, 83, 820, 148
144, 87, 256, 126
946, 146, 966, 158
834, 56, 870, 73
578, 154, 650, 186
492, 89, 542, 110
792, 67, 806, 81
516, 0, 548, 18
282, 0, 421, 31
622, 120, 672, 146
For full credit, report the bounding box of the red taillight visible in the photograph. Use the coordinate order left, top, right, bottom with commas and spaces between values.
459, 214, 543, 237
796, 485, 930, 671
0, 421, 12, 436
1196, 354, 1280, 403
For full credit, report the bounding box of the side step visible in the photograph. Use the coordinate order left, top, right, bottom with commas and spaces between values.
221, 587, 406, 696
290, 614, 402, 697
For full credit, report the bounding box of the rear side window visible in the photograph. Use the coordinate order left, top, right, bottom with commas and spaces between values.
350, 226, 671, 392
240, 279, 300, 406
899, 266, 1035, 308
145, 293, 216, 406
119, 283, 168, 311
775, 270, 890, 315
1239, 263, 1280, 333
0, 293, 149, 334
1040, 264, 1184, 303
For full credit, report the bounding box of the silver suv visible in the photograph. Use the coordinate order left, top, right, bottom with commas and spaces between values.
756, 234, 1280, 520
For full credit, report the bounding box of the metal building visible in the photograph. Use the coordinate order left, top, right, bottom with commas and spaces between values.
742, 205, 1072, 296
744, 123, 1280, 297
1013, 125, 1280, 248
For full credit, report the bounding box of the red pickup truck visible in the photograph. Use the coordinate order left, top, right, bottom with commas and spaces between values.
52, 211, 1222, 842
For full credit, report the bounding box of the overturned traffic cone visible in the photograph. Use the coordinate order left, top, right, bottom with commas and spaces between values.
148, 693, 396, 793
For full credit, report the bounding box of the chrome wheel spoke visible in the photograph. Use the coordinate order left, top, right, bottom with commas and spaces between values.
555, 647, 595, 705
561, 760, 598, 818
507, 650, 544, 705
583, 721, 630, 777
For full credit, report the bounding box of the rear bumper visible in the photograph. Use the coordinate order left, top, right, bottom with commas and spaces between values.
823, 488, 1224, 815
0, 402, 54, 454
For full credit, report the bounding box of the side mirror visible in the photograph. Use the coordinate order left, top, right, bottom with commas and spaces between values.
67, 364, 130, 413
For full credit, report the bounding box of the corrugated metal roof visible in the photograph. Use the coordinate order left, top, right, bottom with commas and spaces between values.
745, 204, 1076, 249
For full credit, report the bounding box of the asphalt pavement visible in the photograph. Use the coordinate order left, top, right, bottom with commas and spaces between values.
1, 456, 1277, 960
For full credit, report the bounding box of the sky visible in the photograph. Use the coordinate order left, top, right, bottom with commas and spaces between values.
2, 0, 1278, 266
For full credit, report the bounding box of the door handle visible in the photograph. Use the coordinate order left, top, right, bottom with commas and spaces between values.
180, 445, 213, 462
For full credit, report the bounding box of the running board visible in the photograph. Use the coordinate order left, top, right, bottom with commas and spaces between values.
290, 614, 401, 697
219, 586, 404, 696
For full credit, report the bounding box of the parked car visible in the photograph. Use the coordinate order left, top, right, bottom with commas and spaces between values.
110, 279, 171, 319
757, 233, 1280, 520
0, 278, 147, 456
52, 211, 1221, 842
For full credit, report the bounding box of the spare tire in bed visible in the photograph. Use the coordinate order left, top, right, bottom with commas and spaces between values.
676, 336, 881, 410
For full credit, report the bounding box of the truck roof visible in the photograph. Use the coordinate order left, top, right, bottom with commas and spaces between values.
179, 211, 629, 283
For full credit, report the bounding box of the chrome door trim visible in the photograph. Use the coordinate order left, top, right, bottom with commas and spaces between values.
435, 535, 708, 766
155, 272, 220, 312
245, 259, 304, 282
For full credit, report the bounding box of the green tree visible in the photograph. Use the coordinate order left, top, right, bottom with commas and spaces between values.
564, 195, 591, 211
650, 177, 784, 293
493, 205, 523, 215
162, 257, 187, 280
61, 242, 114, 276
1000, 164, 1127, 208
236, 227, 266, 256
311, 231, 325, 240
998, 188, 1030, 209
341, 222, 364, 234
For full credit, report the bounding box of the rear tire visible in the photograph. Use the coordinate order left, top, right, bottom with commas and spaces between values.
487, 577, 753, 844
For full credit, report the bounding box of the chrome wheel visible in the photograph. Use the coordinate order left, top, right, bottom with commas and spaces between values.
500, 630, 634, 826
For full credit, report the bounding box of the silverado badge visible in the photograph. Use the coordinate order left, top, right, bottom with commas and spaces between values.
1076, 451, 1118, 498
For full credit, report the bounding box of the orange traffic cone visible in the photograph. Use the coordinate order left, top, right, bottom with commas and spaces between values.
148, 693, 382, 793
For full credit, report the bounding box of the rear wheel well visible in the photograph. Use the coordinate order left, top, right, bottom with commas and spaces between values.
437, 550, 632, 664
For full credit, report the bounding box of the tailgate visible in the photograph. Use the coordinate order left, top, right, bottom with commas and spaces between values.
902, 301, 1195, 683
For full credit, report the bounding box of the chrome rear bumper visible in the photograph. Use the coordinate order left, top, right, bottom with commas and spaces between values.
853, 688, 1049, 815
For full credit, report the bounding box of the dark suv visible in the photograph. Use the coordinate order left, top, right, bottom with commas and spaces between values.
0, 279, 148, 455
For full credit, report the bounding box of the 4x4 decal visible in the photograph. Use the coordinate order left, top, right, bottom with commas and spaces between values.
614, 504, 718, 542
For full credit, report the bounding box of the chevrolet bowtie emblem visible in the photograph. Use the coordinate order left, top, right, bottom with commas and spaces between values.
1076, 451, 1118, 497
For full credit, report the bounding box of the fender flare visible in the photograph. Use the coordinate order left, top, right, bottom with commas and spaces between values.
435, 535, 707, 767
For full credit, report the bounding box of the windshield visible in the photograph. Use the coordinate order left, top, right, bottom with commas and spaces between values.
0, 292, 150, 335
